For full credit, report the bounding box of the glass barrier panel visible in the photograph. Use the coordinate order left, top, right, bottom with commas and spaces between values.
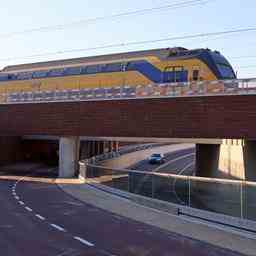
128, 171, 153, 198
243, 182, 256, 221
112, 169, 129, 192
166, 175, 189, 205
190, 178, 242, 218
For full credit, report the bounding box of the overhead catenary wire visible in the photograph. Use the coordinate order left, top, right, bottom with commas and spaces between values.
0, 0, 213, 39
0, 26, 256, 63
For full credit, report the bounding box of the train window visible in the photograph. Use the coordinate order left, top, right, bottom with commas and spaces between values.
173, 66, 184, 82
105, 63, 122, 72
49, 69, 64, 77
121, 63, 127, 72
8, 74, 16, 80
80, 66, 87, 74
65, 67, 81, 75
98, 64, 106, 72
86, 65, 98, 74
192, 70, 199, 81
17, 72, 32, 80
0, 74, 8, 81
32, 70, 48, 78
164, 66, 185, 82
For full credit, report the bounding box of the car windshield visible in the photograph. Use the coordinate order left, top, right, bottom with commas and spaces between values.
151, 154, 161, 157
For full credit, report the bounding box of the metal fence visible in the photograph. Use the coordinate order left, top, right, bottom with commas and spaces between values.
83, 163, 256, 222
1, 78, 256, 104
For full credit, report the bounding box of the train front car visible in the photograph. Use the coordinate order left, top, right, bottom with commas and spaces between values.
162, 48, 236, 83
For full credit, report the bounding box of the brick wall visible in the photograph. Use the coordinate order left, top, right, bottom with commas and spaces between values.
0, 95, 256, 139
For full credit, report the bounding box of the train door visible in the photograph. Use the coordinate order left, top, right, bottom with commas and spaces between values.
192, 66, 200, 81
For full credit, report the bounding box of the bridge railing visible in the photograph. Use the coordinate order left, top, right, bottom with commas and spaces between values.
1, 78, 256, 104
81, 162, 256, 226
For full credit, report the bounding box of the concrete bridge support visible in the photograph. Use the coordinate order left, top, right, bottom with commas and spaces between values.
196, 140, 256, 181
195, 144, 220, 177
59, 137, 80, 178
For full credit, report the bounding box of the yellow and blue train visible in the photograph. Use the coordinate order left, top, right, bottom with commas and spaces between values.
0, 47, 236, 94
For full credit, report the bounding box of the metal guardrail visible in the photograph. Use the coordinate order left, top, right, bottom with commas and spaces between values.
1, 78, 256, 104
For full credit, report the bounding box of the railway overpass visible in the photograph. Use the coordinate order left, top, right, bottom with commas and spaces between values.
1, 79, 256, 179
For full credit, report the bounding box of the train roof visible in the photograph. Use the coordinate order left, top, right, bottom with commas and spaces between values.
2, 47, 207, 73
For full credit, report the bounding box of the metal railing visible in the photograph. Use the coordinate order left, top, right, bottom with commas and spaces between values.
1, 78, 256, 104
82, 163, 256, 223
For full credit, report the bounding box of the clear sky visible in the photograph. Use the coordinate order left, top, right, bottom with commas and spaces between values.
0, 0, 255, 78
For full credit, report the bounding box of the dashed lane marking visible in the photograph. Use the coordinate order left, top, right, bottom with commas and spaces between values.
74, 236, 94, 247
50, 224, 66, 232
25, 206, 33, 212
12, 177, 100, 251
35, 214, 46, 221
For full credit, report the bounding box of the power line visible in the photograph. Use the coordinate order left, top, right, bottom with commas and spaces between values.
235, 65, 256, 69
0, 0, 213, 39
230, 55, 256, 60
0, 26, 256, 63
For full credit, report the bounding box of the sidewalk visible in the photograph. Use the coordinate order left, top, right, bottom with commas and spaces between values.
59, 182, 256, 256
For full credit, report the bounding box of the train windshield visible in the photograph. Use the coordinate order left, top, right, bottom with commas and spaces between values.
216, 63, 235, 79
211, 52, 236, 79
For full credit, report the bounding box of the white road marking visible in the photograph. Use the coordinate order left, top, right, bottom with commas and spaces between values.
173, 161, 195, 204
13, 173, 98, 249
35, 214, 46, 221
153, 153, 195, 172
50, 224, 66, 232
74, 236, 94, 247
25, 207, 33, 212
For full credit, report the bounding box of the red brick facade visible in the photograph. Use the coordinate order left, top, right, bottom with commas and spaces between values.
1, 95, 256, 139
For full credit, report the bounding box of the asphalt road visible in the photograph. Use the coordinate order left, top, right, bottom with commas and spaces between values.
131, 147, 195, 175
0, 166, 243, 256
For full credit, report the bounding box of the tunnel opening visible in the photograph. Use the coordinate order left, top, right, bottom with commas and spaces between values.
0, 137, 59, 178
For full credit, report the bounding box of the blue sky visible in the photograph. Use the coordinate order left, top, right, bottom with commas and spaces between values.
0, 0, 255, 78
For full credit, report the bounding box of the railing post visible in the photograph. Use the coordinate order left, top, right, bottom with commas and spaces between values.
188, 176, 191, 207
128, 170, 130, 192
151, 173, 155, 198
240, 181, 244, 219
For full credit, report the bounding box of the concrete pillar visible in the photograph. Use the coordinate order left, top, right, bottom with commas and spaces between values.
96, 141, 101, 155
243, 140, 256, 181
196, 144, 220, 177
99, 141, 105, 155
219, 140, 256, 181
80, 141, 90, 159
59, 137, 80, 178
108, 141, 113, 152
90, 141, 95, 157
196, 140, 256, 181
113, 141, 119, 152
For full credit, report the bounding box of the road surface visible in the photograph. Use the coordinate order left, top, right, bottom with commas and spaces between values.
0, 167, 242, 255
